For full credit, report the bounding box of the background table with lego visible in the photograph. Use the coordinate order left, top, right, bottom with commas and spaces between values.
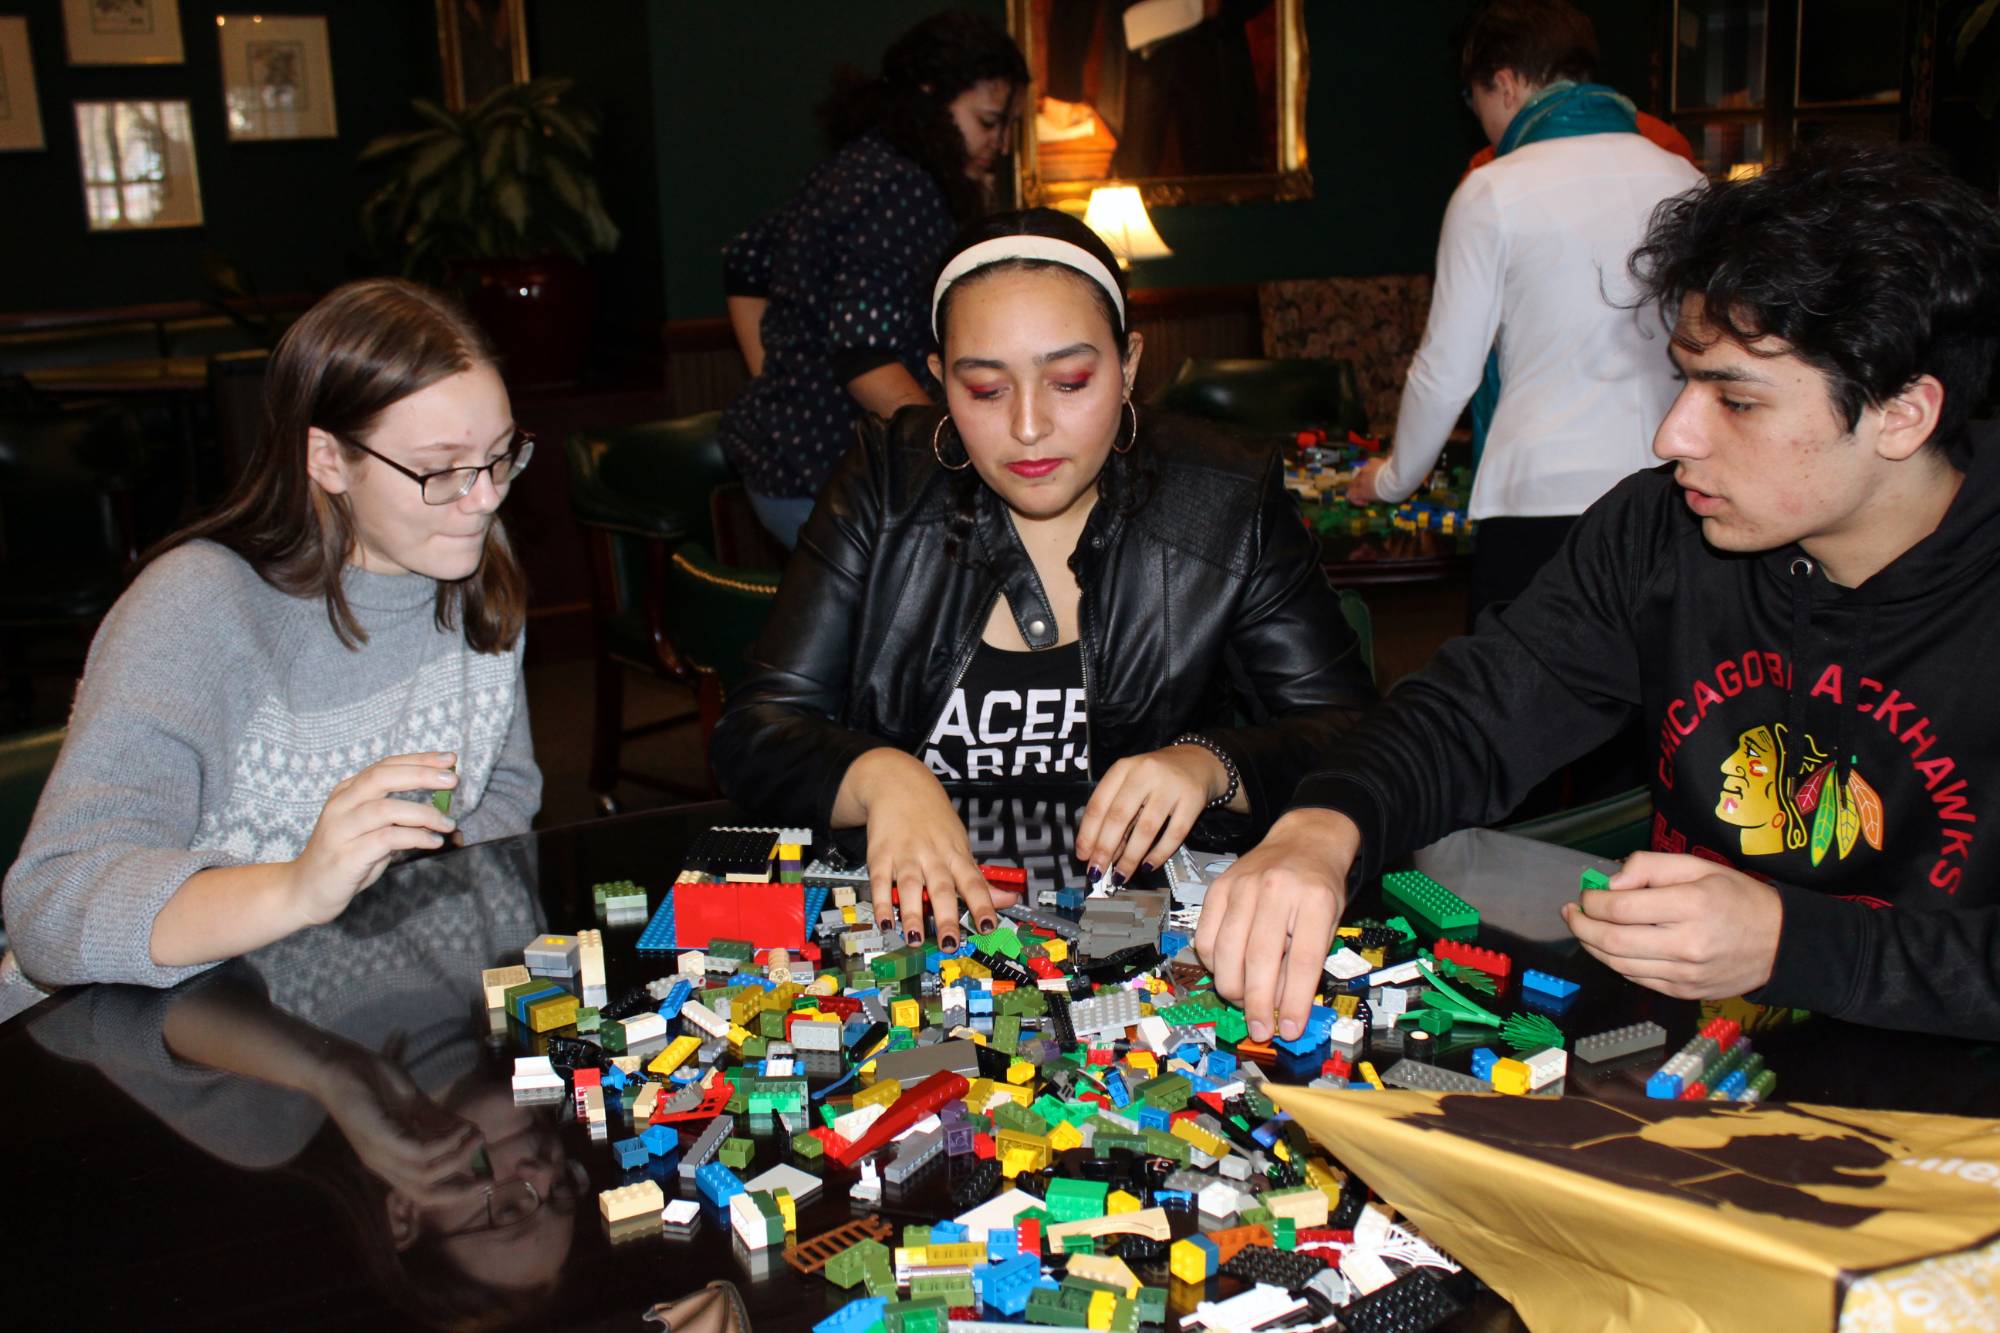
4, 794, 1998, 1330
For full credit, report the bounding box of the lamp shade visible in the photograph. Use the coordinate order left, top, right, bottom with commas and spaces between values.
1083, 185, 1173, 265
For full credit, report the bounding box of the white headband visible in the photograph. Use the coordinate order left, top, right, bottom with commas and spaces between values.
931, 235, 1126, 338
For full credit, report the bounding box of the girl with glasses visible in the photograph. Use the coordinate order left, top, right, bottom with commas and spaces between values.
3, 278, 542, 989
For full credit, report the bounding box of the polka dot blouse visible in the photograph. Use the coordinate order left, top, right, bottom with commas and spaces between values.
718, 133, 956, 500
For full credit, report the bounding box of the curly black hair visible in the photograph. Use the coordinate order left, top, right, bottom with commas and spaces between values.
1629, 137, 2000, 468
819, 9, 1028, 223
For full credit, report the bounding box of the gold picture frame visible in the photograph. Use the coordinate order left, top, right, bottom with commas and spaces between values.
1009, 0, 1311, 207
435, 0, 528, 112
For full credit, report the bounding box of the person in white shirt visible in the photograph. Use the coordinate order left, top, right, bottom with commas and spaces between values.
1350, 0, 1706, 626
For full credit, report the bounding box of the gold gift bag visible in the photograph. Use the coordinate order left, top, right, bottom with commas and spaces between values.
1267, 1086, 2000, 1332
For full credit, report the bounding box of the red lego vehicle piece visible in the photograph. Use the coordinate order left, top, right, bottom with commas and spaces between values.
652, 1078, 733, 1124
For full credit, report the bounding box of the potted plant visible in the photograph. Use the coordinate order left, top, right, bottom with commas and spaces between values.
360, 76, 620, 387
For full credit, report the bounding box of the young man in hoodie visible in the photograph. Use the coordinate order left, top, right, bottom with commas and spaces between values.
1199, 139, 2000, 1044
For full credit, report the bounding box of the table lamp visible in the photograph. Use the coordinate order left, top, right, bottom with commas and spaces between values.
1082, 185, 1173, 269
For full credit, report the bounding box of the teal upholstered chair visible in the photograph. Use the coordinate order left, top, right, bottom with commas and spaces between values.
566, 415, 781, 811
1151, 357, 1370, 438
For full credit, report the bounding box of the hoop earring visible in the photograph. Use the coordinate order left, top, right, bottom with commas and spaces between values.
932, 413, 973, 471
1112, 398, 1138, 455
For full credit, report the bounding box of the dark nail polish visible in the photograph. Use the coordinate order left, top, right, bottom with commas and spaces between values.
1109, 870, 1126, 888
940, 935, 959, 951
906, 930, 924, 946
1086, 865, 1102, 884
878, 919, 895, 933
977, 916, 997, 933
1140, 862, 1155, 874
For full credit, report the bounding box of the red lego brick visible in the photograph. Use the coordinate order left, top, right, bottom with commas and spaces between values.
820, 995, 861, 1020
1085, 1048, 1115, 1066
972, 1132, 995, 1160
1194, 1091, 1228, 1115
1322, 1053, 1352, 1080
572, 1068, 602, 1090
1017, 1218, 1040, 1255
1679, 1082, 1709, 1101
1297, 1228, 1354, 1246
1434, 938, 1513, 984
673, 880, 807, 952
979, 864, 1028, 887
1700, 1017, 1742, 1048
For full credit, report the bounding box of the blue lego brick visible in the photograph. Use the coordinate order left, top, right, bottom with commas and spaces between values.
614, 1137, 649, 1169
977, 1253, 1041, 1317
636, 888, 677, 953
931, 1221, 967, 1243
1173, 1042, 1205, 1066
1104, 1070, 1130, 1108
602, 1064, 630, 1091
1717, 1069, 1749, 1098
657, 978, 692, 1020
1521, 969, 1581, 1002
1469, 1047, 1498, 1081
1250, 1114, 1289, 1149
1137, 1106, 1170, 1131
1205, 1051, 1238, 1078
1160, 930, 1189, 957
802, 883, 828, 937
1646, 1070, 1684, 1100
641, 1124, 680, 1157
814, 1296, 887, 1333
696, 1160, 745, 1208
1154, 1189, 1192, 1208
986, 1228, 1018, 1262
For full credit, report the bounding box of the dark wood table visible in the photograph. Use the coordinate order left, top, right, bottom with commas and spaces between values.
6, 797, 1998, 1330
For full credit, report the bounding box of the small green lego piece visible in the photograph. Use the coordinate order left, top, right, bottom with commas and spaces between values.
1044, 1177, 1109, 1222
902, 1224, 932, 1248
993, 1102, 1046, 1134
1107, 1296, 1140, 1333
1133, 1073, 1190, 1111
718, 1137, 753, 1169
1135, 1286, 1167, 1325
599, 1023, 626, 1055
1212, 1007, 1249, 1045
1414, 962, 1504, 1027
1275, 1217, 1297, 1250
792, 1132, 824, 1161
1580, 868, 1612, 892
709, 938, 755, 962
1240, 1086, 1275, 1119
1381, 869, 1479, 939
827, 1238, 892, 1289
1383, 914, 1417, 943
1141, 1129, 1189, 1164
432, 784, 453, 816
1500, 1011, 1565, 1052
909, 1273, 974, 1305
574, 1007, 600, 1033
1239, 1206, 1274, 1229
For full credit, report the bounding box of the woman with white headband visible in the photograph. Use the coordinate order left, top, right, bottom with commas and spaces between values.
712, 209, 1374, 948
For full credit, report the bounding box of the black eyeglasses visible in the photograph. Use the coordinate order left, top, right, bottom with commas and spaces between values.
438, 1167, 586, 1239
344, 430, 535, 505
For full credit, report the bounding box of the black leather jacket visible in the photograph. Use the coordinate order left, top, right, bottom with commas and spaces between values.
711, 404, 1375, 831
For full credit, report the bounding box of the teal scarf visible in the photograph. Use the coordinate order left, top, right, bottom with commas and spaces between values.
1468, 82, 1639, 469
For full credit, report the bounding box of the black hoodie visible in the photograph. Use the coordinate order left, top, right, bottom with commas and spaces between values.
1293, 431, 2000, 1038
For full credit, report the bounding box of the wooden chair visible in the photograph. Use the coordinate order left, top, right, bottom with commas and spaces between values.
565, 414, 781, 812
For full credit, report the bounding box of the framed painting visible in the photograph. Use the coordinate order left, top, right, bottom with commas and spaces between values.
74, 98, 204, 230
0, 18, 46, 151
63, 0, 183, 66
1009, 0, 1311, 206
218, 14, 338, 141
435, 0, 528, 111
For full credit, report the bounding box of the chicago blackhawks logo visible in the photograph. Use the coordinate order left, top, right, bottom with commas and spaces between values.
1715, 723, 1884, 865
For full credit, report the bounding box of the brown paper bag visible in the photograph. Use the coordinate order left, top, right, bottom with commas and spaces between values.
1267, 1085, 2000, 1332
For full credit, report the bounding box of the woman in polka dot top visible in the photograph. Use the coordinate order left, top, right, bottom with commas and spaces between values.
720, 11, 1027, 548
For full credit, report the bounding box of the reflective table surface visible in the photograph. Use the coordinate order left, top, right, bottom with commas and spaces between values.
7, 795, 1999, 1330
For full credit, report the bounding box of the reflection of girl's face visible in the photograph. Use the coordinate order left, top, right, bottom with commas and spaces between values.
428, 1085, 580, 1289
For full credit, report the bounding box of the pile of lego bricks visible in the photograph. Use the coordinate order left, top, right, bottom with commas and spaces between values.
1280, 428, 1474, 541
480, 834, 1762, 1333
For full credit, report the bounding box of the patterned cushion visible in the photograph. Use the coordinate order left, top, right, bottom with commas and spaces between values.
1259, 276, 1435, 437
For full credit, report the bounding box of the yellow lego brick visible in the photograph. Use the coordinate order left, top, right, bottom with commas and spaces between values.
1305, 1159, 1345, 1201
1274, 1141, 1292, 1162
891, 998, 921, 1030
1043, 940, 1069, 964
941, 961, 962, 984
1169, 1237, 1214, 1283
1087, 1290, 1116, 1330
895, 1246, 929, 1270
1336, 925, 1361, 939
854, 1077, 903, 1111
774, 1189, 796, 1232
969, 1078, 1030, 1110
841, 904, 858, 924
1358, 1061, 1384, 1091
527, 993, 578, 1032
1332, 994, 1359, 1019
649, 1035, 701, 1077
1263, 1187, 1330, 1228
1048, 1120, 1084, 1152
956, 957, 992, 980
1169, 1120, 1227, 1158
999, 1147, 1041, 1179
1125, 1052, 1158, 1077
598, 1180, 665, 1224
1491, 1058, 1532, 1096
1106, 1189, 1141, 1215
726, 1024, 753, 1051
1361, 947, 1384, 967
1005, 1060, 1035, 1086
926, 1242, 987, 1267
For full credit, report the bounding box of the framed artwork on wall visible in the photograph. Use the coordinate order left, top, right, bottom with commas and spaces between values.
74, 98, 204, 230
1008, 0, 1312, 206
435, 0, 528, 111
63, 0, 184, 67
218, 13, 337, 141
0, 18, 47, 151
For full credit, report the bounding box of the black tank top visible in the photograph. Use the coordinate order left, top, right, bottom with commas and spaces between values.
918, 640, 1089, 785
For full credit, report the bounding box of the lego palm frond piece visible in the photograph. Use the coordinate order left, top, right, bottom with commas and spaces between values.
1414, 962, 1504, 1027
1500, 1012, 1565, 1052
1420, 952, 1497, 995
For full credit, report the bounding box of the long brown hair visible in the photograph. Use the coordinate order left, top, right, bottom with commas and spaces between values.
155, 277, 527, 652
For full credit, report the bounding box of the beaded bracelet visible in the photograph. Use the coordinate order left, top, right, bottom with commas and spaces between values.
1170, 733, 1240, 809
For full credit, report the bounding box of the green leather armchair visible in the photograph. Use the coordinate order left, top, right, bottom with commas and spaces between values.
566, 416, 781, 810
1151, 357, 1370, 438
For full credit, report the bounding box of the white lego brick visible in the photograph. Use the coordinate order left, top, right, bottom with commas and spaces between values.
678, 950, 707, 978
1367, 959, 1423, 986
598, 1180, 664, 1224
744, 1162, 824, 1205
764, 1057, 796, 1077
1330, 1016, 1366, 1047
1523, 1046, 1569, 1091
1187, 1284, 1307, 1331
577, 929, 606, 990
1323, 948, 1370, 981
730, 1192, 780, 1249
1137, 1015, 1173, 1055
1196, 1180, 1245, 1219
832, 1101, 886, 1143
482, 964, 530, 1008
510, 1055, 562, 1092
1341, 1247, 1395, 1296
681, 1000, 729, 1039
662, 1198, 701, 1226
621, 1012, 668, 1045
953, 1187, 1045, 1234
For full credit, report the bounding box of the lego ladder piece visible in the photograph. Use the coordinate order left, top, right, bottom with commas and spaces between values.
782, 1215, 896, 1276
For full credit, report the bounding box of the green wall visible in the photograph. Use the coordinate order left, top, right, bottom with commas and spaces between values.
651, 0, 1666, 318
0, 0, 435, 314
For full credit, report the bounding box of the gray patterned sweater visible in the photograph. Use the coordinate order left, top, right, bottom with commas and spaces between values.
2, 540, 541, 990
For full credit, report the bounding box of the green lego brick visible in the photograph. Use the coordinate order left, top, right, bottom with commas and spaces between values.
718, 1137, 753, 1169
826, 1238, 892, 1289
1044, 1177, 1109, 1222
902, 1224, 932, 1248
759, 1009, 787, 1038
1141, 1129, 1189, 1164
1275, 1217, 1297, 1250
1026, 1286, 1087, 1327
1093, 1131, 1148, 1155
1381, 869, 1479, 938
1212, 1007, 1249, 1045
1133, 1073, 1190, 1111
1135, 1287, 1167, 1325
993, 1101, 1048, 1134
1240, 1206, 1274, 1229
792, 1132, 824, 1161
974, 923, 1023, 958
993, 1014, 1022, 1055
1240, 1087, 1275, 1119
709, 938, 755, 962
1580, 868, 1612, 892
909, 1273, 975, 1305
